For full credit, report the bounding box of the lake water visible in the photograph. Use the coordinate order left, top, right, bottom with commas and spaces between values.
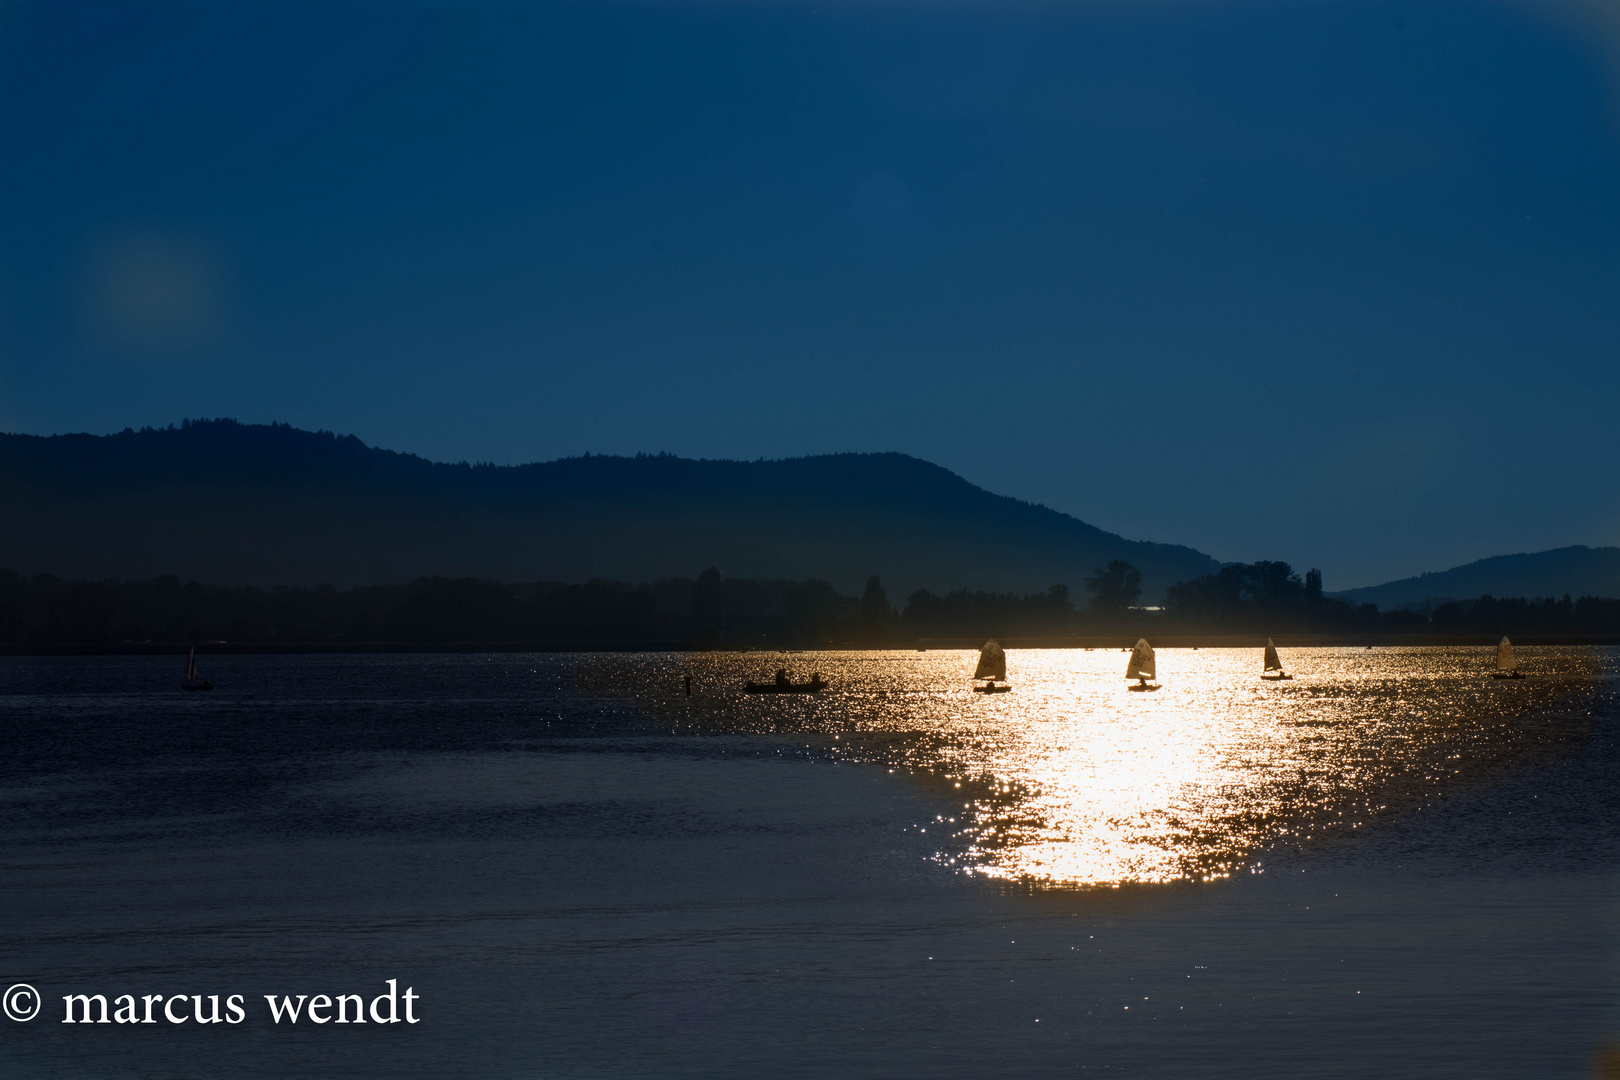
0, 648, 1615, 1078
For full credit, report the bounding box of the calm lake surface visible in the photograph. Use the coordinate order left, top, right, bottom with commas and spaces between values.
0, 648, 1615, 1078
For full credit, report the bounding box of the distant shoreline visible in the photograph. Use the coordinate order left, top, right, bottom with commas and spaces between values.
6, 634, 1620, 656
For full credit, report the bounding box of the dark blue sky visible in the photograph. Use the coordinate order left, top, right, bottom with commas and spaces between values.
2, 0, 1617, 588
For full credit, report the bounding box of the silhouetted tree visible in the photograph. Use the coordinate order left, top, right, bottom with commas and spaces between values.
861, 576, 891, 625
1247, 561, 1304, 606
1380, 609, 1426, 630
903, 589, 942, 633
1431, 602, 1465, 631
1304, 568, 1323, 602
6, 561, 1615, 646
716, 577, 856, 645
901, 585, 1076, 637
392, 577, 514, 640
692, 566, 723, 642
1085, 560, 1141, 614
853, 575, 889, 643
1164, 561, 1310, 625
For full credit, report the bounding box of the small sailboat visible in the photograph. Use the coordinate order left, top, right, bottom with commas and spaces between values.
181, 645, 212, 692
1490, 636, 1525, 680
1126, 638, 1159, 691
972, 640, 1011, 693
1261, 638, 1293, 681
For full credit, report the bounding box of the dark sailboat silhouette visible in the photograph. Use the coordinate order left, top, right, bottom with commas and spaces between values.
1261, 638, 1293, 681
972, 640, 1011, 693
181, 645, 212, 692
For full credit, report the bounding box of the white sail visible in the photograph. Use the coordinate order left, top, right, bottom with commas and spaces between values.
1496, 636, 1517, 672
1125, 638, 1155, 680
1263, 638, 1283, 672
186, 645, 197, 682
974, 640, 1006, 681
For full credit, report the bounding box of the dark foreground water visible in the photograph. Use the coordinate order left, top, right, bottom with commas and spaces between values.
0, 649, 1615, 1078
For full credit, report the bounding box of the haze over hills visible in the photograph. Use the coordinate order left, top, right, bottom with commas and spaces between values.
1332, 546, 1620, 610
0, 420, 1220, 600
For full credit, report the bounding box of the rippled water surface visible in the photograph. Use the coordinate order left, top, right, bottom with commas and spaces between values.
596, 646, 1606, 885
0, 647, 1614, 1079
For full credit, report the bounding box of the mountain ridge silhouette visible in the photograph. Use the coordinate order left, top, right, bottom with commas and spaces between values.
0, 419, 1220, 598
1332, 545, 1620, 609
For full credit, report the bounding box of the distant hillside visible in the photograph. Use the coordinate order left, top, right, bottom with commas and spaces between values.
0, 420, 1219, 598
1333, 546, 1620, 609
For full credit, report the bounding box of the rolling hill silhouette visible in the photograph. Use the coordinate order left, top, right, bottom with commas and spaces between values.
1333, 546, 1620, 609
0, 420, 1219, 599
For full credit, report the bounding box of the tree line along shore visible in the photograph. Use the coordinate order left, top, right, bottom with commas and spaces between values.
4, 560, 1620, 652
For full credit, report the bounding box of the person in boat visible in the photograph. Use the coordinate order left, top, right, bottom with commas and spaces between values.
684, 675, 692, 697
810, 672, 824, 688
775, 668, 789, 687
1135, 675, 1150, 689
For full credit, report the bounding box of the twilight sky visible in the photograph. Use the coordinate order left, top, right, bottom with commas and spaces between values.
2, 0, 1617, 589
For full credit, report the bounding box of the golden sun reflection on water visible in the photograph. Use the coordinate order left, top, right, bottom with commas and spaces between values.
589, 647, 1605, 888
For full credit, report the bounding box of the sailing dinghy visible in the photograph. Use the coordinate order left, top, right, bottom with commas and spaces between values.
182, 645, 212, 692
1261, 638, 1293, 680
972, 640, 1011, 693
1126, 638, 1159, 691
1490, 636, 1525, 680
